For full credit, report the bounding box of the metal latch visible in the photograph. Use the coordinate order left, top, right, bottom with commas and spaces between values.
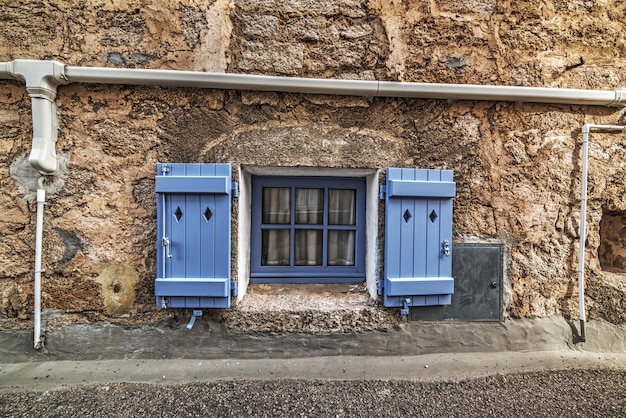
442, 240, 450, 257
162, 237, 172, 258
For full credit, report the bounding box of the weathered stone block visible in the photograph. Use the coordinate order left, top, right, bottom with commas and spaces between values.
241, 14, 280, 38
238, 41, 304, 74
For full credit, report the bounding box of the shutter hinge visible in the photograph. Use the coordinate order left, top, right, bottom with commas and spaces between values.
379, 185, 386, 200
401, 298, 411, 316
161, 164, 169, 175
230, 281, 238, 297
231, 181, 239, 198
377, 279, 384, 296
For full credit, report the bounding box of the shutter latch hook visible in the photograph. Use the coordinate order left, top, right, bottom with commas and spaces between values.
162, 237, 172, 258
442, 240, 450, 257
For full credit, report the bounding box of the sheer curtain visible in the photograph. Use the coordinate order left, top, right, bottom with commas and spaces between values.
295, 188, 323, 265
328, 189, 356, 266
262, 186, 357, 267
262, 188, 290, 265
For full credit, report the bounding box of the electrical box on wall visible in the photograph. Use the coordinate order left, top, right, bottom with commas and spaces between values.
410, 243, 503, 321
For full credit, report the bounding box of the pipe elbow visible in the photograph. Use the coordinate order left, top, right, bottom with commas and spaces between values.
28, 94, 60, 175
29, 137, 58, 175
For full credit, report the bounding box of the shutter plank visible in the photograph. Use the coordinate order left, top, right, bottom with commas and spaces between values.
155, 278, 229, 297
170, 193, 187, 279
156, 176, 230, 194
386, 180, 456, 198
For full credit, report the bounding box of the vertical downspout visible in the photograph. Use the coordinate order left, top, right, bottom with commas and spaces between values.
578, 126, 590, 342
1, 61, 69, 349
578, 124, 626, 343
34, 183, 46, 349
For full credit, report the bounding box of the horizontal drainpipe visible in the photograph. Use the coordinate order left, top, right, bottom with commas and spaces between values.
2, 60, 625, 174
65, 65, 626, 106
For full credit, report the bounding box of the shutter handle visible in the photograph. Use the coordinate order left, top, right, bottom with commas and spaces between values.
442, 240, 450, 257
162, 237, 173, 258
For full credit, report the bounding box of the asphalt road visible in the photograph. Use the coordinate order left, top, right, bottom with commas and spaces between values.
1, 351, 625, 417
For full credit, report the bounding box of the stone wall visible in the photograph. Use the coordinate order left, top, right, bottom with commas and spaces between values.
1, 0, 625, 327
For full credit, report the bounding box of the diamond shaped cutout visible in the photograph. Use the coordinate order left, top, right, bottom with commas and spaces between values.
429, 209, 438, 223
174, 206, 183, 222
203, 207, 213, 222
403, 209, 412, 223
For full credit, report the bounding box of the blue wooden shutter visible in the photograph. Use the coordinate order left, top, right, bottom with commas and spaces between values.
381, 168, 455, 309
155, 163, 235, 308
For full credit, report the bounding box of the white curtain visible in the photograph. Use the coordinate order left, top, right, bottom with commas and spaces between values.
262, 188, 290, 265
328, 189, 356, 266
295, 188, 323, 265
262, 187, 356, 267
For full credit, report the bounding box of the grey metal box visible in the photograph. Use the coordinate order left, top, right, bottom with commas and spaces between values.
409, 243, 503, 321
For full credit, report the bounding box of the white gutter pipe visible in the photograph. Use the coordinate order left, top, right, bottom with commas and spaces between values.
34, 184, 46, 349
65, 65, 626, 106
577, 124, 626, 342
1, 60, 625, 176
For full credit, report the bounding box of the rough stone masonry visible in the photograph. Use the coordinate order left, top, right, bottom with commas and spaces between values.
0, 0, 625, 334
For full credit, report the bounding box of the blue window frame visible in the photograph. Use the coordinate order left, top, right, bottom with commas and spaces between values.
250, 176, 366, 283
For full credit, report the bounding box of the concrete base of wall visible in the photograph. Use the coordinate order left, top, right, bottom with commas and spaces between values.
1, 316, 624, 363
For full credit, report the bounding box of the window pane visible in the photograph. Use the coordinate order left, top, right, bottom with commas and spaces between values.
295, 230, 322, 266
262, 229, 290, 266
329, 189, 356, 225
262, 187, 290, 224
328, 230, 355, 266
296, 188, 323, 224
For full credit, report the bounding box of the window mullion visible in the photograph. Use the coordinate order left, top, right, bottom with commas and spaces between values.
322, 187, 329, 267
290, 185, 296, 268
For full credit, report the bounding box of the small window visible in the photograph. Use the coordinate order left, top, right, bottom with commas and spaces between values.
599, 209, 626, 273
250, 176, 366, 283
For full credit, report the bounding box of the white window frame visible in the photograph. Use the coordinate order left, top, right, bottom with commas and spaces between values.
237, 166, 380, 300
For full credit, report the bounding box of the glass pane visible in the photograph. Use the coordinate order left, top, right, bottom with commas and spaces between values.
328, 189, 356, 225
262, 229, 290, 266
295, 230, 322, 266
262, 187, 290, 224
328, 230, 355, 266
296, 188, 323, 224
